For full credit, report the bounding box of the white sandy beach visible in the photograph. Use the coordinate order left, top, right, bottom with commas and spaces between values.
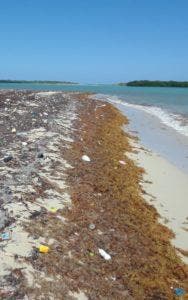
113, 101, 188, 263
129, 143, 188, 263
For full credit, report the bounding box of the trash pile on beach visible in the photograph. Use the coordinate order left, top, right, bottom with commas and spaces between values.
0, 90, 77, 298
0, 91, 187, 299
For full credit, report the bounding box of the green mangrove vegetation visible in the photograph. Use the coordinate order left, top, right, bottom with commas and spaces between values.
118, 80, 188, 87
0, 80, 78, 85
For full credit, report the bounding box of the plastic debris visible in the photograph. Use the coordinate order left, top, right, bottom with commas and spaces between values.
82, 155, 91, 162
3, 154, 13, 163
119, 160, 126, 165
1, 232, 10, 240
97, 229, 103, 235
30, 210, 42, 219
56, 215, 65, 222
89, 223, 96, 230
174, 288, 185, 296
98, 248, 111, 260
5, 186, 12, 194
29, 207, 47, 219
11, 128, 16, 133
22, 142, 27, 146
89, 252, 95, 257
32, 112, 37, 117
38, 152, 44, 159
39, 245, 49, 253
50, 207, 57, 213
30, 248, 39, 260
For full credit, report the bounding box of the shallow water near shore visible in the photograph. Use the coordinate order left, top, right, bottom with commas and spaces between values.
92, 93, 188, 175
117, 103, 188, 175
1, 83, 188, 137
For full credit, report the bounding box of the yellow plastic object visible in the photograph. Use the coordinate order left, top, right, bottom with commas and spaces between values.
39, 245, 49, 253
50, 207, 57, 213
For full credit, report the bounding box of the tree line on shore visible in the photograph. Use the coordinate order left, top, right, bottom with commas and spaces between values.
0, 80, 77, 84
118, 80, 188, 87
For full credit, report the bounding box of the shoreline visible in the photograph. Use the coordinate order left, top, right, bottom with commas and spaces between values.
0, 91, 187, 299
115, 101, 188, 175
113, 101, 188, 262
128, 141, 188, 263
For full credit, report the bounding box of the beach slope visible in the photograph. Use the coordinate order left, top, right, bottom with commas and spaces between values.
0, 91, 187, 299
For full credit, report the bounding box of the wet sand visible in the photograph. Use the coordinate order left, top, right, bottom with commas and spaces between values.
129, 142, 188, 263
113, 101, 188, 263
117, 102, 188, 175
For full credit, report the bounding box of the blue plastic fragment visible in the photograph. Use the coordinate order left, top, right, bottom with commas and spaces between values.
174, 288, 185, 296
1, 232, 10, 240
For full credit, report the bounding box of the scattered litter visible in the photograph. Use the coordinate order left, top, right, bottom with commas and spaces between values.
29, 210, 42, 219
29, 207, 46, 219
111, 276, 116, 281
98, 248, 111, 260
82, 155, 91, 162
97, 229, 103, 235
0, 211, 11, 230
89, 252, 95, 257
56, 215, 65, 222
1, 232, 10, 241
11, 128, 16, 133
22, 142, 27, 146
174, 288, 186, 296
9, 224, 16, 230
37, 152, 44, 159
89, 223, 96, 230
30, 248, 39, 260
50, 207, 58, 213
119, 160, 126, 165
39, 245, 49, 253
5, 186, 12, 194
3, 154, 13, 163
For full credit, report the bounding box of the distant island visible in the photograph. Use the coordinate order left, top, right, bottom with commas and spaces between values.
118, 80, 188, 88
0, 80, 78, 85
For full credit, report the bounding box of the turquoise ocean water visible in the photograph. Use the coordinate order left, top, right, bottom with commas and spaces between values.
1, 83, 188, 136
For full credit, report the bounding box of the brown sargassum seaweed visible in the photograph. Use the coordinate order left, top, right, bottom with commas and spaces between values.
25, 94, 187, 299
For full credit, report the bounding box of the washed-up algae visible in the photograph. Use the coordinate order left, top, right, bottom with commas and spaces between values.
24, 94, 187, 299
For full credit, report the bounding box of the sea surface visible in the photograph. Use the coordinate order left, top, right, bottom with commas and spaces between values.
1, 83, 188, 172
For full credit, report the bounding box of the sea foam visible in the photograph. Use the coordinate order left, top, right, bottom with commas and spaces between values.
94, 94, 188, 138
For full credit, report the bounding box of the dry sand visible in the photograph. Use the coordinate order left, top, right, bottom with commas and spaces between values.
129, 142, 188, 263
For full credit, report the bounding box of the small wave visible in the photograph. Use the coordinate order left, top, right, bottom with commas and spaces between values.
95, 94, 188, 137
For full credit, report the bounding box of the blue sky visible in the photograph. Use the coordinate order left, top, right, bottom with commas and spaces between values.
0, 0, 188, 83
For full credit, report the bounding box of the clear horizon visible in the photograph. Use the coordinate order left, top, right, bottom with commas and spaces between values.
1, 0, 188, 83
1, 79, 188, 85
